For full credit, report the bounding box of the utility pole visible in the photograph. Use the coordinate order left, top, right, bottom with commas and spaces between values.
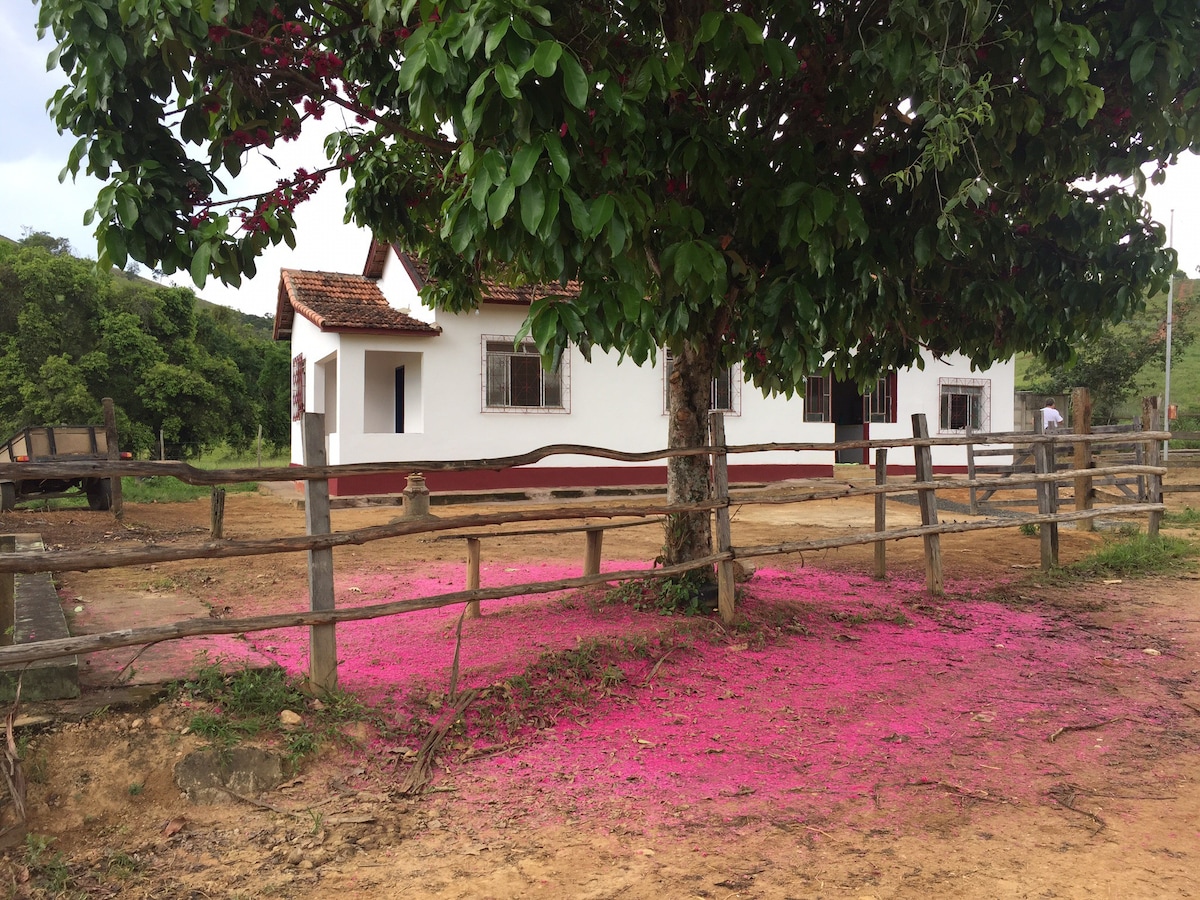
1165, 210, 1175, 462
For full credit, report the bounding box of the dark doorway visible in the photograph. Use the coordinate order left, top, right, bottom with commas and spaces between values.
831, 377, 866, 463
394, 367, 405, 433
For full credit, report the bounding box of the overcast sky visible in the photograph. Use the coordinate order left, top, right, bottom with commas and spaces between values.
3, 2, 1200, 320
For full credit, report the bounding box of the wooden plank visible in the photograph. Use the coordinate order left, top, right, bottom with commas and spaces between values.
583, 528, 603, 577
1033, 414, 1058, 569
710, 412, 736, 624
210, 488, 226, 540
1143, 398, 1162, 537
1070, 383, 1093, 533
102, 397, 123, 518
432, 517, 665, 541
966, 433, 978, 515
874, 448, 887, 579
911, 414, 943, 595
302, 413, 337, 693
465, 537, 481, 619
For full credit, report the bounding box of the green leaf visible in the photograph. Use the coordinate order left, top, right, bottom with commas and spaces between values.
914, 227, 933, 266
697, 12, 722, 46
532, 41, 562, 77
1129, 41, 1156, 83
589, 193, 614, 237
510, 142, 541, 186
116, 190, 139, 227
494, 62, 521, 99
190, 242, 212, 287
105, 33, 126, 67
484, 20, 509, 57
488, 178, 516, 225
559, 53, 588, 109
778, 182, 807, 207
103, 227, 127, 270
520, 178, 546, 233
562, 187, 590, 233
810, 188, 835, 225
544, 133, 570, 180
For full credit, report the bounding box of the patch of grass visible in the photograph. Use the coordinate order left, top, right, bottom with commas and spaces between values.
172, 654, 373, 769
1019, 522, 1039, 537
127, 782, 144, 796
604, 570, 718, 616
23, 833, 74, 896
120, 477, 259, 505
1063, 533, 1197, 579
1164, 506, 1200, 526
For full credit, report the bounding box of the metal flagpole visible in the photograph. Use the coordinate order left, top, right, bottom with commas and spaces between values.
1165, 210, 1175, 462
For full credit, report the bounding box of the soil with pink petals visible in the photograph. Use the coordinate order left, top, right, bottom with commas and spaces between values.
3, 484, 1200, 899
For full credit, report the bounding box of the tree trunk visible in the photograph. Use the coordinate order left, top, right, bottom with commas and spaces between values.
664, 342, 715, 570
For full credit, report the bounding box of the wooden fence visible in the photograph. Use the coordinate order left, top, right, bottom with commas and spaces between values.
0, 412, 1169, 694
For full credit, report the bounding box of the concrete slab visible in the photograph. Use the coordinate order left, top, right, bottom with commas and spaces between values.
0, 534, 78, 701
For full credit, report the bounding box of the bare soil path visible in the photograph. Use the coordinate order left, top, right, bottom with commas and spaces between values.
1, 482, 1198, 898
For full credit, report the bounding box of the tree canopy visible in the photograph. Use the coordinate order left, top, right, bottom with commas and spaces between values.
36, 0, 1200, 559
0, 234, 289, 456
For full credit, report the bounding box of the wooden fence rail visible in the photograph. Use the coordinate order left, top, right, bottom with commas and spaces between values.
0, 414, 1171, 688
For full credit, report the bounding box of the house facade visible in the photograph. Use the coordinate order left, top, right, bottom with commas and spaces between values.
274, 241, 1015, 496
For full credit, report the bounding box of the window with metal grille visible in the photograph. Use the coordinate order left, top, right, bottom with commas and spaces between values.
864, 374, 897, 423
483, 338, 565, 410
662, 352, 740, 414
938, 378, 990, 432
804, 375, 829, 422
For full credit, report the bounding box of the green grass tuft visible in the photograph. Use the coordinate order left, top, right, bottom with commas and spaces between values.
173, 654, 373, 768
1064, 533, 1197, 579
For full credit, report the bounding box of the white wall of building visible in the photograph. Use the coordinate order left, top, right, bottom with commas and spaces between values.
286, 258, 1016, 472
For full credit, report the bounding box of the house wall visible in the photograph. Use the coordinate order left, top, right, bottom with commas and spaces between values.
286, 264, 1015, 493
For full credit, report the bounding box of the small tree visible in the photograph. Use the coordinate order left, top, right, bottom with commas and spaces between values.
38, 0, 1200, 565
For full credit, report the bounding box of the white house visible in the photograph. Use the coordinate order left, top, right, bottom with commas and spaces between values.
273, 240, 1015, 496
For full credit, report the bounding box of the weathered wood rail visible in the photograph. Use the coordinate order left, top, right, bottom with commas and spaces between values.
0, 412, 1169, 693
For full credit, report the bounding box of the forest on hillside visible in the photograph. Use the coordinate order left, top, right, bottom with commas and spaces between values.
0, 233, 288, 458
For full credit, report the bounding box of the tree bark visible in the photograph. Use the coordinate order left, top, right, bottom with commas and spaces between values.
664, 342, 715, 569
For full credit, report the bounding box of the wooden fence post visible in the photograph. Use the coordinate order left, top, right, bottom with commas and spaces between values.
210, 488, 226, 539
465, 538, 482, 619
1143, 397, 1163, 537
873, 448, 888, 579
911, 414, 943, 595
1033, 415, 1059, 569
583, 528, 603, 577
101, 397, 123, 518
1071, 387, 1093, 532
966, 427, 979, 515
709, 412, 736, 623
302, 413, 337, 693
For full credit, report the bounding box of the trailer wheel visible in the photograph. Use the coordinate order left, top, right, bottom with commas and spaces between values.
85, 478, 112, 511
0, 482, 14, 512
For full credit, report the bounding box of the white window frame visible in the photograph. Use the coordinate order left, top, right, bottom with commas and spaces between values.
661, 351, 741, 416
481, 335, 570, 413
938, 377, 991, 433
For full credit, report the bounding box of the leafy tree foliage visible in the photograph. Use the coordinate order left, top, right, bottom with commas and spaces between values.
0, 235, 287, 457
37, 0, 1200, 562
1024, 290, 1195, 423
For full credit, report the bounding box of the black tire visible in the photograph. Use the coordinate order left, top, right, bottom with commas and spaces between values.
85, 478, 113, 511
0, 482, 14, 512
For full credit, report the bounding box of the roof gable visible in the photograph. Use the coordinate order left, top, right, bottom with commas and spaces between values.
361, 238, 581, 306
274, 269, 441, 340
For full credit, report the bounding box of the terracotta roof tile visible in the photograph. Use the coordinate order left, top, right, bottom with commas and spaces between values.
362, 239, 581, 306
274, 269, 440, 339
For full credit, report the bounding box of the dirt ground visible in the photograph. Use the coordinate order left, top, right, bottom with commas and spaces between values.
1, 476, 1200, 899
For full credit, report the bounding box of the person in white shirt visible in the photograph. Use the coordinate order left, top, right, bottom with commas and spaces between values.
1041, 398, 1064, 431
